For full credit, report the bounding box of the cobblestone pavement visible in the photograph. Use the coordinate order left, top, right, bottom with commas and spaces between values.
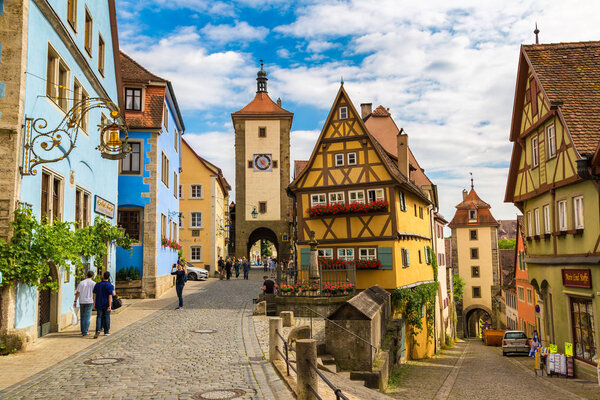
0, 269, 292, 400
390, 339, 598, 400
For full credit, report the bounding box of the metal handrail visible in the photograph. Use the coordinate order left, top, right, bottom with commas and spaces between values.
275, 328, 296, 376
307, 385, 322, 400
308, 361, 350, 400
303, 306, 376, 351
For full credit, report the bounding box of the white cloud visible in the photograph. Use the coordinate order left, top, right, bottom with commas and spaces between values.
277, 48, 291, 58
306, 40, 338, 53
201, 21, 269, 45
183, 131, 235, 190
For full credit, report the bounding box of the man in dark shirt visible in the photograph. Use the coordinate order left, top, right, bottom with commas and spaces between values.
262, 276, 276, 294
171, 262, 187, 310
93, 271, 115, 338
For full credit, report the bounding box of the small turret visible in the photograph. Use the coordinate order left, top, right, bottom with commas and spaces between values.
256, 60, 268, 93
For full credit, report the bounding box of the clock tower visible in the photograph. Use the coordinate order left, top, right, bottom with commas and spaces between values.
231, 63, 294, 260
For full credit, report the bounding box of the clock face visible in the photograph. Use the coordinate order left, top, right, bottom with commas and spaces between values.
254, 154, 272, 171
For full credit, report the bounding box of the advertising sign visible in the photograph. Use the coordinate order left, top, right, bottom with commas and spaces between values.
565, 342, 573, 357
562, 269, 592, 288
549, 344, 558, 353
94, 195, 115, 219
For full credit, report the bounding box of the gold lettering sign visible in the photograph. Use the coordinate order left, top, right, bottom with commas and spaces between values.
94, 195, 115, 219
562, 269, 592, 289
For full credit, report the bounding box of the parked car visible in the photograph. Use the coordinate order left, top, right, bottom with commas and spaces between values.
184, 263, 208, 281
502, 330, 529, 356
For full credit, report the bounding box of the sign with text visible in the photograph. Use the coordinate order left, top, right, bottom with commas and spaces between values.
565, 342, 573, 357
94, 195, 115, 219
562, 269, 592, 289
549, 344, 558, 353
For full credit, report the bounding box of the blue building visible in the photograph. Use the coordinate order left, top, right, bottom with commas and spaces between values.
0, 1, 122, 338
116, 52, 184, 298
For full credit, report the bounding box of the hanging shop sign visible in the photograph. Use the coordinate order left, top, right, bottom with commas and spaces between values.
562, 269, 592, 289
94, 195, 115, 219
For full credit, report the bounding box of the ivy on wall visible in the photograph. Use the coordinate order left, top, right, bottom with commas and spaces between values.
0, 208, 134, 290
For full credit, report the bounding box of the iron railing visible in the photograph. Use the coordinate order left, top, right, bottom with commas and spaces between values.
275, 329, 296, 376
307, 361, 350, 400
276, 265, 356, 297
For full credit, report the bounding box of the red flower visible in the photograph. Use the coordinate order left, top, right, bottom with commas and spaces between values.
307, 201, 388, 218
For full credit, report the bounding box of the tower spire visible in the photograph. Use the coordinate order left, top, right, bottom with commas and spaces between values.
470, 172, 474, 190
256, 59, 268, 93
534, 22, 540, 45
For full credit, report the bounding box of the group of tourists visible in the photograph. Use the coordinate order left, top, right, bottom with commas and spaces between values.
218, 256, 251, 280
73, 270, 116, 338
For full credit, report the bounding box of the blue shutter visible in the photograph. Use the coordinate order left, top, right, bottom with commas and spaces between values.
378, 247, 393, 270
300, 248, 311, 270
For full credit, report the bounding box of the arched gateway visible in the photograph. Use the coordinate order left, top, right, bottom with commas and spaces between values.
231, 63, 293, 261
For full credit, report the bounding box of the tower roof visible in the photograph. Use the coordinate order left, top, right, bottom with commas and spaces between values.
232, 92, 293, 117
448, 188, 499, 228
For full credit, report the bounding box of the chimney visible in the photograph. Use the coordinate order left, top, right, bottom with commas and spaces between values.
360, 103, 372, 119
397, 129, 409, 178
277, 98, 282, 107
462, 189, 468, 200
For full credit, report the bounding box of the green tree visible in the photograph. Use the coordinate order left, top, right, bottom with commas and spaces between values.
498, 238, 516, 249
452, 274, 465, 303
260, 240, 273, 258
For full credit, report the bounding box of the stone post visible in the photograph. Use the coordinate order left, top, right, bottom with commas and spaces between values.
308, 231, 320, 284
296, 339, 318, 400
281, 311, 294, 327
269, 317, 283, 362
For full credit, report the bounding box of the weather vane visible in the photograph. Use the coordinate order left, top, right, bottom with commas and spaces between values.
534, 23, 540, 45
470, 172, 474, 190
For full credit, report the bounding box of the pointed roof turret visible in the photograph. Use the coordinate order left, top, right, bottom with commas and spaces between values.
449, 187, 499, 228
257, 59, 268, 93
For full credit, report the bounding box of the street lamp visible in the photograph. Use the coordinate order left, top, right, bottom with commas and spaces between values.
251, 207, 258, 219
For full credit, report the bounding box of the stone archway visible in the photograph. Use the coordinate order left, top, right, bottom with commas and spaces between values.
247, 227, 279, 263
463, 304, 493, 338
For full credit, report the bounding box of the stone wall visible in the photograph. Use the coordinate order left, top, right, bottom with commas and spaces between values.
271, 295, 351, 318
141, 133, 159, 298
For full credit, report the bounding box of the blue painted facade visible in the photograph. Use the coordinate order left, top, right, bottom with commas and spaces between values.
12, 0, 121, 335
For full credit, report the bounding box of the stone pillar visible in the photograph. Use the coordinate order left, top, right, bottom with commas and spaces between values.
296, 339, 318, 400
269, 317, 283, 362
308, 231, 320, 283
280, 311, 294, 327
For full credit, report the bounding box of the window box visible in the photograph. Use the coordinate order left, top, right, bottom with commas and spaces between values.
566, 229, 584, 235
543, 233, 551, 239
161, 237, 182, 250
355, 260, 382, 270
307, 200, 388, 218
534, 234, 540, 240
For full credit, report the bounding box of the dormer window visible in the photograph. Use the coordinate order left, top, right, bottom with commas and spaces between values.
469, 209, 477, 220
339, 107, 348, 120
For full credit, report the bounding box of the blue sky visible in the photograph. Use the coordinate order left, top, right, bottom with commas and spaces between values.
117, 0, 600, 223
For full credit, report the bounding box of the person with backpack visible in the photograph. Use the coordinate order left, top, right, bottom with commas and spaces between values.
171, 262, 188, 310
93, 271, 115, 338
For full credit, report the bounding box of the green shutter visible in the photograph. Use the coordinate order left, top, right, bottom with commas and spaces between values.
378, 247, 393, 270
406, 249, 410, 266
424, 246, 430, 264
300, 248, 311, 270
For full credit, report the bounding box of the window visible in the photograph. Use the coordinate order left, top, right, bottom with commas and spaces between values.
414, 204, 417, 216
359, 248, 377, 260
174, 129, 178, 152
329, 192, 344, 205
349, 190, 365, 204
125, 88, 142, 111
259, 127, 266, 137
418, 250, 422, 263
399, 191, 406, 211
526, 288, 533, 305
367, 188, 384, 203
317, 249, 333, 259
259, 202, 267, 213
471, 266, 480, 277
543, 204, 551, 234
178, 212, 183, 228
273, 160, 278, 168
518, 287, 525, 302
547, 125, 556, 159
121, 142, 141, 174
310, 193, 326, 207
573, 196, 584, 229
163, 102, 169, 132
337, 248, 354, 261
470, 248, 479, 259
347, 152, 357, 165
419, 207, 423, 219
57, 58, 69, 111
248, 161, 253, 168
339, 106, 348, 119
41, 170, 63, 223
190, 246, 202, 262
161, 152, 169, 187
335, 154, 344, 166
118, 209, 141, 241
401, 248, 410, 268
46, 46, 70, 111
84, 8, 92, 55
531, 136, 539, 167
469, 209, 477, 220
75, 187, 91, 228
161, 213, 167, 238
173, 172, 178, 198
557, 200, 567, 231
470, 229, 477, 240
98, 34, 105, 75
72, 79, 88, 133
170, 220, 177, 241
190, 212, 202, 228
67, 0, 77, 29
472, 287, 481, 298
424, 246, 431, 264
178, 185, 183, 199
527, 211, 532, 236
534, 208, 540, 235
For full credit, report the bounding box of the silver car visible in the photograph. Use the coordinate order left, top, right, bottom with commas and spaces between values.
502, 330, 530, 356
184, 263, 208, 281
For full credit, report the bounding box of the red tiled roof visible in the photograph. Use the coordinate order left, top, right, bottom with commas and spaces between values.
371, 105, 391, 117
294, 160, 308, 179
523, 41, 600, 156
497, 219, 517, 240
120, 51, 166, 84
232, 92, 293, 116
449, 189, 499, 228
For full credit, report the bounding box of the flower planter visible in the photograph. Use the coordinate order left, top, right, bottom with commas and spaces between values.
307, 201, 389, 218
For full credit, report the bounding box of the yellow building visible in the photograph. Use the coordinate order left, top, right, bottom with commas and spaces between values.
179, 139, 230, 275
289, 85, 436, 358
449, 187, 500, 338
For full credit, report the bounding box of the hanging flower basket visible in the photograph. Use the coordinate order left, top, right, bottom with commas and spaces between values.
355, 260, 382, 270
307, 201, 388, 218
161, 237, 182, 251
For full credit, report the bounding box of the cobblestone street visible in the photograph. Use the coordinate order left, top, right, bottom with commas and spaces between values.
0, 270, 291, 400
390, 340, 599, 400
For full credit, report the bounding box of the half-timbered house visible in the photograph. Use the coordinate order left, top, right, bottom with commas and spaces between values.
505, 41, 600, 370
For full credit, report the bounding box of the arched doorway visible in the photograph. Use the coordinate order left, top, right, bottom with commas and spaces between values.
539, 280, 555, 345
464, 305, 493, 338
37, 265, 60, 337
247, 227, 279, 265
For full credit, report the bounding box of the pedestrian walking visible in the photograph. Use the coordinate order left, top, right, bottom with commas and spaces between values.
93, 271, 115, 338
218, 256, 225, 277
234, 258, 240, 278
73, 270, 95, 336
287, 256, 295, 283
243, 257, 250, 280
171, 262, 187, 310
269, 257, 275, 278
225, 257, 232, 280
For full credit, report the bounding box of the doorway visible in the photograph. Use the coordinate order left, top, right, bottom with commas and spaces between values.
37, 265, 59, 337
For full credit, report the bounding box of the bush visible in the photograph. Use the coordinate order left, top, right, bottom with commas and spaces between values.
0, 331, 29, 355
116, 266, 140, 281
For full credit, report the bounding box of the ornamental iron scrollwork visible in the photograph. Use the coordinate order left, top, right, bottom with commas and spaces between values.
21, 97, 129, 176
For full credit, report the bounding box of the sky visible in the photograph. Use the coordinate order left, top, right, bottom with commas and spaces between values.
116, 0, 600, 223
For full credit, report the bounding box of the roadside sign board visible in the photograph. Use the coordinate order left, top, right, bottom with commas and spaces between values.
549, 344, 558, 353
565, 342, 573, 357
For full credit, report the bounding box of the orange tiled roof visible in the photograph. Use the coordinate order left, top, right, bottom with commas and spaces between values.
371, 105, 391, 117
524, 41, 600, 156
232, 92, 293, 116
120, 51, 166, 84
448, 189, 499, 228
294, 160, 308, 179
